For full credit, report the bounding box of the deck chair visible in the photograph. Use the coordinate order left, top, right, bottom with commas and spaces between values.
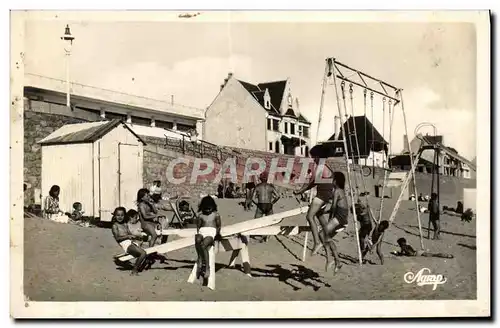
169, 197, 197, 228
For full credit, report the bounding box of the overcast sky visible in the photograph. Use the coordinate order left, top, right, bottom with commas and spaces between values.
23, 15, 477, 159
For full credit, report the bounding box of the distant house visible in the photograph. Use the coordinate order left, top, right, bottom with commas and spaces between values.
310, 115, 388, 167
390, 134, 476, 179
204, 73, 312, 156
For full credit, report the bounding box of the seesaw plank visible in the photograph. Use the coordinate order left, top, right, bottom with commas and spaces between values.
116, 206, 307, 262
242, 225, 311, 236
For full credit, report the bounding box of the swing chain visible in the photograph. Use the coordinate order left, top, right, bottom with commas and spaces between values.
349, 83, 353, 94
340, 81, 346, 99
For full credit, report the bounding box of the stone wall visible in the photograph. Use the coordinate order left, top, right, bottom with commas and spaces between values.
24, 110, 89, 206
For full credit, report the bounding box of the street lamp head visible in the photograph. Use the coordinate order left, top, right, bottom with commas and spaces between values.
61, 24, 74, 43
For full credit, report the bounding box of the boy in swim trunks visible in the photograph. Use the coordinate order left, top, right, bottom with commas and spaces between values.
244, 175, 256, 211
195, 196, 222, 279
111, 207, 148, 275
251, 172, 281, 242
393, 237, 454, 258
428, 193, 441, 240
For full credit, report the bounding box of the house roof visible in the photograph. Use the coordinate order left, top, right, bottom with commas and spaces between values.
418, 134, 476, 170
390, 154, 435, 167
335, 116, 388, 157
257, 80, 287, 112
235, 78, 311, 123
38, 119, 147, 146
298, 113, 311, 124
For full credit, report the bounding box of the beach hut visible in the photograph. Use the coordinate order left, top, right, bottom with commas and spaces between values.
38, 119, 146, 221
383, 171, 414, 200
463, 188, 476, 213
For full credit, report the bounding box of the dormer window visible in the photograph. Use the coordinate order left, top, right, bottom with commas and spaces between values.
264, 88, 271, 110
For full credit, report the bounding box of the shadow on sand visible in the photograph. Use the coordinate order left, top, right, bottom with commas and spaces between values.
457, 243, 476, 250
250, 264, 331, 291
392, 223, 476, 239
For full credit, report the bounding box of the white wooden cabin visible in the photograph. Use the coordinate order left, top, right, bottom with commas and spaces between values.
38, 119, 146, 222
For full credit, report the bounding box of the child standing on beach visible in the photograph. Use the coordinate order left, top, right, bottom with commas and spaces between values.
195, 196, 222, 279
428, 193, 441, 240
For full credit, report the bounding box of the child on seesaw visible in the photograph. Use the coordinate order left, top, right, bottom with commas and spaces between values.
195, 196, 222, 279
392, 237, 454, 259
111, 207, 148, 276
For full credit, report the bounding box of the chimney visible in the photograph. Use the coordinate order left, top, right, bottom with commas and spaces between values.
228, 72, 233, 79
403, 135, 409, 153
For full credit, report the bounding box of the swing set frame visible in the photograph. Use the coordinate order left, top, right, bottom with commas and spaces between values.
313, 57, 425, 265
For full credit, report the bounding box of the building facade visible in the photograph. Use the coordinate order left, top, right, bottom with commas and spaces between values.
204, 73, 312, 156
394, 134, 476, 179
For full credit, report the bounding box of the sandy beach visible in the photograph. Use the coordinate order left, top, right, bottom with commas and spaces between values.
24, 195, 476, 302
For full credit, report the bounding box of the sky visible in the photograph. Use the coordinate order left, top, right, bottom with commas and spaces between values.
23, 15, 477, 160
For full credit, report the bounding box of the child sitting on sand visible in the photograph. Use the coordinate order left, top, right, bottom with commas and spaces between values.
392, 237, 454, 258
111, 207, 148, 276
195, 196, 222, 279
362, 220, 390, 265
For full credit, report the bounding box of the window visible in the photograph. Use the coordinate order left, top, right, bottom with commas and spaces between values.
106, 112, 126, 121
302, 126, 310, 138
269, 142, 273, 151
267, 118, 272, 130
272, 119, 279, 131
275, 141, 280, 153
177, 123, 196, 132
156, 120, 174, 130
284, 122, 288, 134
335, 147, 343, 153
131, 116, 151, 126
300, 146, 303, 155
305, 146, 309, 157
290, 123, 295, 135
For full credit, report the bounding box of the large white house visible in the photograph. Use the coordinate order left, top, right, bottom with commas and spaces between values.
204, 73, 312, 156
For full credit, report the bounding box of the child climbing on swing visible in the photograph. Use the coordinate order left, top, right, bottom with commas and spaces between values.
362, 220, 389, 265
195, 196, 222, 279
392, 238, 454, 258
354, 192, 373, 253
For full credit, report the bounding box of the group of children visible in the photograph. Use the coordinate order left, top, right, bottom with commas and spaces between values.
111, 158, 451, 277
111, 188, 169, 275
111, 185, 223, 278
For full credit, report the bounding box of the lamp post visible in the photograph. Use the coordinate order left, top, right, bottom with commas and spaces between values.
61, 24, 75, 108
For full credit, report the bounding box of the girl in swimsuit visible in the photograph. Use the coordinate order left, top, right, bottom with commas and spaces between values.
195, 196, 222, 279
111, 207, 148, 276
293, 158, 336, 257
137, 188, 162, 247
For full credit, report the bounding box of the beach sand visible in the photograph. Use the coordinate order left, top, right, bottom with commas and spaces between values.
24, 196, 476, 301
